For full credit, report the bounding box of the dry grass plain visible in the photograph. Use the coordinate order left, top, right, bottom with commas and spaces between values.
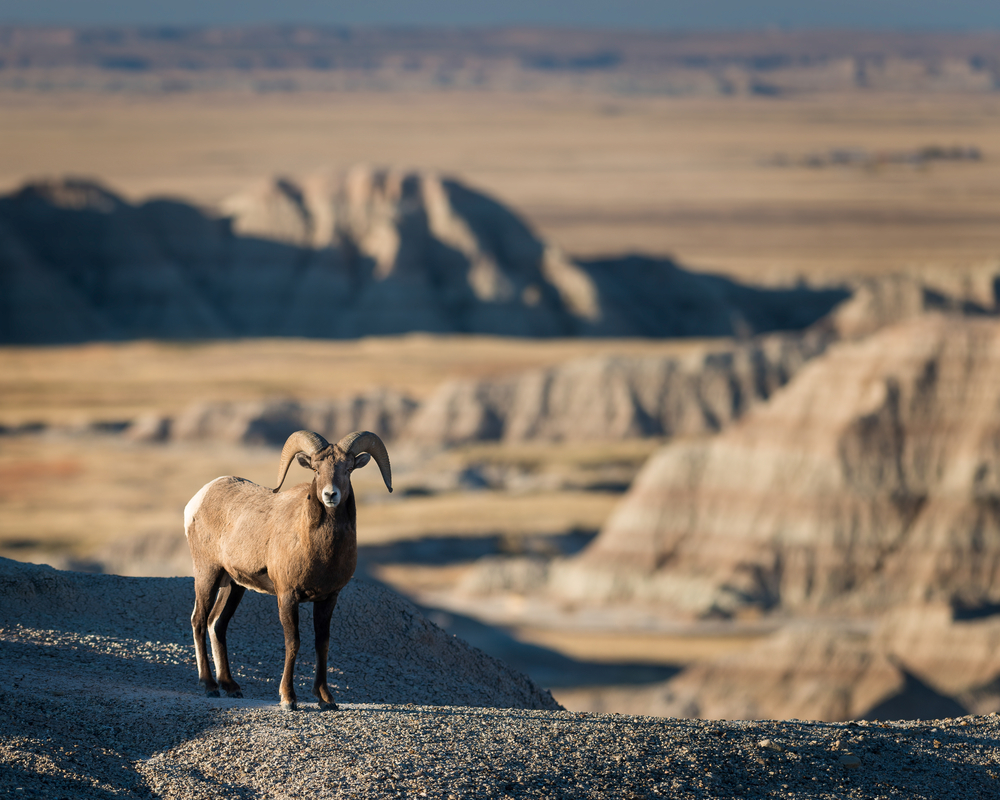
1, 90, 999, 283
0, 335, 682, 561
0, 335, 709, 426
0, 432, 631, 571
3, 87, 1000, 698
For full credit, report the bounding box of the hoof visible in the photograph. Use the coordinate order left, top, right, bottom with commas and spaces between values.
224, 689, 243, 699
280, 700, 297, 711
318, 700, 338, 712
205, 688, 220, 698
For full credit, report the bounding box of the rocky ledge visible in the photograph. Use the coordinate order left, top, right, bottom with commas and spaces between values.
1, 558, 999, 798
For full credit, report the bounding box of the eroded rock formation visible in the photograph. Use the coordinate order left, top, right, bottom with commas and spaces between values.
129, 390, 418, 446
551, 313, 1000, 618
123, 332, 828, 448
0, 173, 850, 343
402, 334, 829, 446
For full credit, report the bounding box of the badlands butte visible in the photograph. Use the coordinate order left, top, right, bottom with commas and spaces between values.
3, 164, 1000, 729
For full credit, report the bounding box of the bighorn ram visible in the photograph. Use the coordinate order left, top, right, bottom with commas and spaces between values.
184, 429, 392, 710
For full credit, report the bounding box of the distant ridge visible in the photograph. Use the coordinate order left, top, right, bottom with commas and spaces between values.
1, 27, 999, 95
0, 172, 849, 344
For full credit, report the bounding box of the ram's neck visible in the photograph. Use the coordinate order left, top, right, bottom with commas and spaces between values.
302, 482, 357, 546
328, 490, 357, 534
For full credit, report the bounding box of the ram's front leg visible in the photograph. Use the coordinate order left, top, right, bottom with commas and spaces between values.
311, 592, 340, 711
276, 592, 300, 710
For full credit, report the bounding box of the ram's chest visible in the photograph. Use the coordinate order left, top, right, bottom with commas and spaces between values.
273, 522, 359, 600
297, 553, 358, 600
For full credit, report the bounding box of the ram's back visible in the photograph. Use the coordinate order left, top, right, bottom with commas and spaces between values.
184, 477, 306, 590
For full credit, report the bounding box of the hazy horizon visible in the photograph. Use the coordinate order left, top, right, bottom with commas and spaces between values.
2, 0, 999, 31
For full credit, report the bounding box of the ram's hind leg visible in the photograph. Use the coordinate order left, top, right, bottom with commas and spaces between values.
277, 592, 301, 711
208, 577, 246, 698
191, 568, 223, 696
311, 592, 340, 711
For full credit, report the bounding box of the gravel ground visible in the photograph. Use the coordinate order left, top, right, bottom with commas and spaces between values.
3, 557, 1000, 799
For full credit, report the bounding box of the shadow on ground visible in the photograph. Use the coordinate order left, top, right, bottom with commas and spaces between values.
355, 537, 680, 695
358, 530, 596, 566
414, 603, 681, 691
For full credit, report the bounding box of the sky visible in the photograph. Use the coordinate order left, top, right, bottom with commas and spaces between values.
1, 0, 998, 30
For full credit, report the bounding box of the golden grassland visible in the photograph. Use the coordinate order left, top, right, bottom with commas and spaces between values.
515, 627, 766, 665
0, 422, 660, 561
0, 335, 712, 427
1, 90, 999, 283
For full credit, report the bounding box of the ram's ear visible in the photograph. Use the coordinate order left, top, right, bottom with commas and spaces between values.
296, 452, 312, 469
353, 452, 372, 469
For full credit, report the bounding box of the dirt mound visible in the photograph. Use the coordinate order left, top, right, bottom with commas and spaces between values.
551, 313, 1000, 618
0, 556, 559, 710
0, 173, 851, 343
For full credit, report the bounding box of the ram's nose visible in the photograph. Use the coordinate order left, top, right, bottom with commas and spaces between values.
321, 487, 341, 508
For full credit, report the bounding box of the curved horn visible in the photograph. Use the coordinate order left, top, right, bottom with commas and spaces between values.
337, 430, 393, 493
273, 430, 330, 492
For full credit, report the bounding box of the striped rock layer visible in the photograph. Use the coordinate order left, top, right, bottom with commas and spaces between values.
554, 313, 1000, 618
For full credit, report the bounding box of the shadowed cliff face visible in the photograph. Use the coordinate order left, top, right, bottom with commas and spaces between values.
554, 314, 1000, 619
0, 172, 850, 344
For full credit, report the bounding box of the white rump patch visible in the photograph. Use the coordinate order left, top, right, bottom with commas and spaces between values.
184, 477, 226, 537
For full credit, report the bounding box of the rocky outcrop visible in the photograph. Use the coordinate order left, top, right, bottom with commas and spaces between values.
403, 333, 830, 446
221, 168, 851, 338
820, 271, 996, 341
0, 173, 851, 343
118, 272, 991, 451
129, 389, 418, 446
550, 313, 1000, 618
222, 166, 605, 337
122, 331, 827, 448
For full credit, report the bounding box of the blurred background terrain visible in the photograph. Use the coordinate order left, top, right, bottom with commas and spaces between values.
4, 13, 1000, 720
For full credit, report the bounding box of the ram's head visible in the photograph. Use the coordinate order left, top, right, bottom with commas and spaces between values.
273, 430, 392, 508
